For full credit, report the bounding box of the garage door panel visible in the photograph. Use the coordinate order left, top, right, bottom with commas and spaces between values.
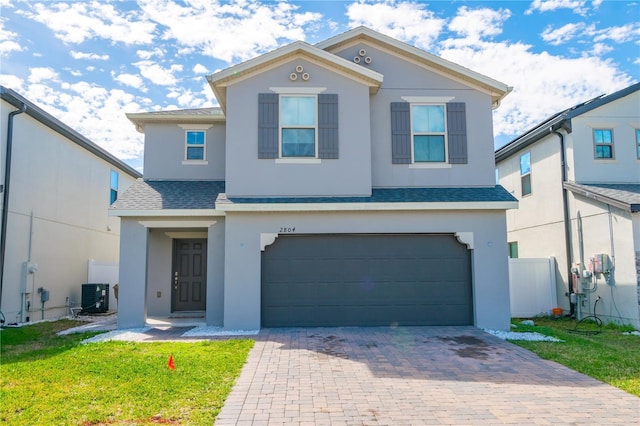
262, 234, 472, 327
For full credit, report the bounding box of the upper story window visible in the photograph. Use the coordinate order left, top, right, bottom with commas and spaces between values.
280, 95, 317, 158
179, 124, 211, 165
593, 129, 614, 159
411, 104, 446, 162
391, 98, 467, 166
186, 130, 205, 160
258, 91, 339, 161
495, 168, 499, 185
636, 129, 640, 159
520, 152, 531, 196
110, 170, 119, 204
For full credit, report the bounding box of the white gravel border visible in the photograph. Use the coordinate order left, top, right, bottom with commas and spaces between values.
484, 329, 563, 342
81, 327, 152, 344
181, 326, 259, 337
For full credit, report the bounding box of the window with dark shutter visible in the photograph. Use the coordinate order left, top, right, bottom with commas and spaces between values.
391, 102, 411, 164
318, 94, 339, 159
446, 102, 467, 164
258, 93, 279, 159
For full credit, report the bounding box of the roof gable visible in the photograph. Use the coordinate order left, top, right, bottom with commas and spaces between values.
316, 26, 511, 107
207, 40, 383, 112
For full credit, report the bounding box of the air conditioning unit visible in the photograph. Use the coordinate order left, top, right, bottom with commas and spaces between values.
81, 283, 109, 314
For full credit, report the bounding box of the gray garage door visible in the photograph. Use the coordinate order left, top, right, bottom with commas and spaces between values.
261, 234, 472, 327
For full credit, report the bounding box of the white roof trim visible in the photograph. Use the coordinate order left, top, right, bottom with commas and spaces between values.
109, 209, 225, 217
216, 201, 518, 212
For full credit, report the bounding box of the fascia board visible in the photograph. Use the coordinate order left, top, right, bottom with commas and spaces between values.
216, 201, 518, 212
316, 28, 511, 105
125, 111, 226, 132
108, 209, 225, 217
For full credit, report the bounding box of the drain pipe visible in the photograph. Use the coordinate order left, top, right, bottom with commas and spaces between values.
551, 128, 576, 317
0, 103, 27, 310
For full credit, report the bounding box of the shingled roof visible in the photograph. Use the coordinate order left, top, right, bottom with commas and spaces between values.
564, 182, 640, 212
111, 179, 225, 211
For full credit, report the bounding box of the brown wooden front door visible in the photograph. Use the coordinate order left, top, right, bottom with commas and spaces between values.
172, 239, 207, 311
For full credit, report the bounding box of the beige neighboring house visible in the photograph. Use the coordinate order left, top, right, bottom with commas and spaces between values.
0, 87, 141, 325
496, 82, 640, 329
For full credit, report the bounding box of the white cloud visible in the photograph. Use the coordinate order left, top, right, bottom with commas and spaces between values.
136, 48, 165, 60
592, 23, 640, 44
0, 74, 24, 89
345, 0, 446, 50
70, 51, 110, 61
193, 64, 209, 74
448, 6, 511, 42
133, 60, 183, 86
526, 0, 590, 16
21, 1, 156, 45
28, 67, 59, 83
137, 0, 322, 62
0, 18, 22, 55
113, 73, 146, 91
541, 22, 590, 45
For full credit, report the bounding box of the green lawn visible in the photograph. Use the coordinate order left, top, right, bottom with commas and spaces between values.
509, 317, 640, 397
0, 320, 253, 425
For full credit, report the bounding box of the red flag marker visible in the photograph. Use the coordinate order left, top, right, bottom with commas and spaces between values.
168, 355, 176, 370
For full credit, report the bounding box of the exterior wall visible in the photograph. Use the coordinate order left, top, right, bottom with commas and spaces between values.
0, 101, 137, 323
569, 196, 639, 328
497, 133, 571, 309
224, 57, 372, 197
117, 219, 148, 329
142, 122, 226, 180
146, 229, 172, 316
569, 91, 640, 183
333, 42, 498, 188
223, 210, 511, 330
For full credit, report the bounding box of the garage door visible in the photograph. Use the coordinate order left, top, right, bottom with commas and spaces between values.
261, 234, 472, 327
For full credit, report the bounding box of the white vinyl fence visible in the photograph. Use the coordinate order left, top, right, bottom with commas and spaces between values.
87, 260, 119, 312
508, 257, 558, 318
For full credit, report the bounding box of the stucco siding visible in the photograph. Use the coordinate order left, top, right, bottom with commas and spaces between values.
142, 122, 226, 180
0, 102, 137, 323
224, 57, 372, 197
223, 210, 511, 331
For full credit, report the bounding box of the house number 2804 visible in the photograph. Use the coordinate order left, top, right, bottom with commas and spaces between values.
279, 227, 296, 233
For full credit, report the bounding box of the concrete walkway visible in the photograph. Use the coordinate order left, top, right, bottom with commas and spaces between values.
215, 327, 639, 425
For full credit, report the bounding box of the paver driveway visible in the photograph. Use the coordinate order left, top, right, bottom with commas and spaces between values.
215, 326, 639, 425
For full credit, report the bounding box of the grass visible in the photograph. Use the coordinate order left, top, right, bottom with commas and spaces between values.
0, 320, 253, 425
509, 317, 640, 397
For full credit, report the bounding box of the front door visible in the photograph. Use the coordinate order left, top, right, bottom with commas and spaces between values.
172, 239, 207, 311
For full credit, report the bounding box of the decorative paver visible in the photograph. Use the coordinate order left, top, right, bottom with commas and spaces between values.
215, 327, 639, 425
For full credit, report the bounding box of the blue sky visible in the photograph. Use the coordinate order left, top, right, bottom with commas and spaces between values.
1, 0, 638, 171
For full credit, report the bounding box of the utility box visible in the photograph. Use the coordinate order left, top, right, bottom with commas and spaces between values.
81, 283, 109, 314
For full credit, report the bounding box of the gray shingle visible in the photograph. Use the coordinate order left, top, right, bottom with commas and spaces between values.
565, 182, 640, 212
111, 180, 225, 210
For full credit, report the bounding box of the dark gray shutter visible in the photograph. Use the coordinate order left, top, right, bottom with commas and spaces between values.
318, 94, 339, 159
391, 102, 411, 164
258, 93, 279, 159
447, 102, 467, 164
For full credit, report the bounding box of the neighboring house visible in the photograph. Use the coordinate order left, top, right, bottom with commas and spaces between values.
0, 87, 141, 324
112, 27, 517, 331
496, 82, 640, 329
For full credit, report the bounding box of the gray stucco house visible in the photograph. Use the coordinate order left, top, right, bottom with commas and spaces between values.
111, 27, 517, 331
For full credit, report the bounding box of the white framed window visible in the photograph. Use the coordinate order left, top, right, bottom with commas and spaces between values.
411, 104, 447, 163
593, 129, 614, 159
280, 95, 317, 158
520, 152, 531, 196
179, 124, 211, 164
110, 170, 119, 204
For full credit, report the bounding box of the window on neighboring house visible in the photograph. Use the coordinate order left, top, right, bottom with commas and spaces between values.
593, 129, 613, 159
185, 130, 206, 160
520, 152, 531, 196
495, 168, 499, 185
636, 129, 640, 159
411, 104, 446, 162
110, 170, 119, 204
508, 242, 518, 258
280, 95, 316, 157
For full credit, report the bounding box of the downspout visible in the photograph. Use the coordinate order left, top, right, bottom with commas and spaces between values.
551, 128, 576, 317
0, 103, 27, 312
